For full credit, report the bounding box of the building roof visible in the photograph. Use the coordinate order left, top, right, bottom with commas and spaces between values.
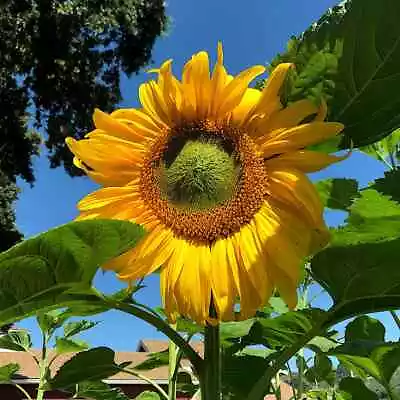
0, 340, 294, 399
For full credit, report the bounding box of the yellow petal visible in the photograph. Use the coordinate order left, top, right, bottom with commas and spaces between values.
93, 109, 149, 142
66, 137, 144, 186
254, 201, 309, 285
249, 63, 292, 118
235, 223, 271, 306
266, 150, 348, 173
230, 234, 263, 320
162, 238, 188, 321
160, 266, 179, 323
266, 168, 325, 228
182, 51, 211, 120
209, 42, 230, 118
114, 226, 174, 279
232, 88, 262, 125
110, 108, 164, 136
192, 52, 211, 119
158, 59, 183, 122
78, 185, 140, 211
260, 122, 344, 158
218, 65, 265, 116
210, 238, 237, 321
174, 243, 211, 324
139, 81, 170, 126
264, 99, 319, 131
269, 265, 298, 309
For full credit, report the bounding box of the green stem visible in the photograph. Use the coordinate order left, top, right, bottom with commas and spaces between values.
105, 299, 204, 380
168, 325, 178, 400
14, 383, 33, 400
120, 368, 169, 400
297, 350, 305, 399
36, 332, 48, 400
202, 323, 221, 400
389, 310, 400, 330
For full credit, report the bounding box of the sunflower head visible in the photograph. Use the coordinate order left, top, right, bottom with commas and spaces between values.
66, 43, 345, 325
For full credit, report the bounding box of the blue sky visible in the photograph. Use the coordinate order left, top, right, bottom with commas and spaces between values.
15, 0, 398, 349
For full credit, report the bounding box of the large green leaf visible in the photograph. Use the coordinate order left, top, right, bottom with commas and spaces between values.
75, 381, 131, 400
339, 377, 379, 400
345, 316, 386, 343
270, 0, 400, 147
0, 363, 19, 382
311, 189, 400, 322
245, 309, 326, 349
0, 330, 32, 351
0, 220, 145, 326
49, 347, 125, 389
330, 0, 400, 147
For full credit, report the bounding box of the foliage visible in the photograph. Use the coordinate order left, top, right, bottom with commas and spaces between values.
0, 219, 145, 325
267, 0, 400, 149
49, 347, 125, 388
0, 0, 166, 181
0, 172, 23, 252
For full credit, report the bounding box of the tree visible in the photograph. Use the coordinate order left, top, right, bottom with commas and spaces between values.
0, 0, 167, 250
0, 172, 23, 252
0, 0, 167, 180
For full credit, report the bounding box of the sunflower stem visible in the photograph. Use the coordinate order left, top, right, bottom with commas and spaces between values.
202, 321, 221, 400
168, 324, 178, 400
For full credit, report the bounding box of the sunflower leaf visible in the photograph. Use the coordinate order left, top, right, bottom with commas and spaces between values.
311, 188, 400, 323
345, 316, 386, 343
0, 220, 146, 326
245, 309, 326, 349
49, 347, 123, 389
270, 0, 400, 147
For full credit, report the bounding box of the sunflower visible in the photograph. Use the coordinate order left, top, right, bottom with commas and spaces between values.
67, 44, 344, 325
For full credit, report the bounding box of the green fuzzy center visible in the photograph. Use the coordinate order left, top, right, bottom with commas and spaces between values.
161, 139, 239, 211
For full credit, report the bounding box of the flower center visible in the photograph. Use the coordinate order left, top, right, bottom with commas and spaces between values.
140, 120, 267, 244
161, 137, 240, 211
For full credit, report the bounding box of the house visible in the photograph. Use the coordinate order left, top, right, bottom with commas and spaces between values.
0, 339, 294, 399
